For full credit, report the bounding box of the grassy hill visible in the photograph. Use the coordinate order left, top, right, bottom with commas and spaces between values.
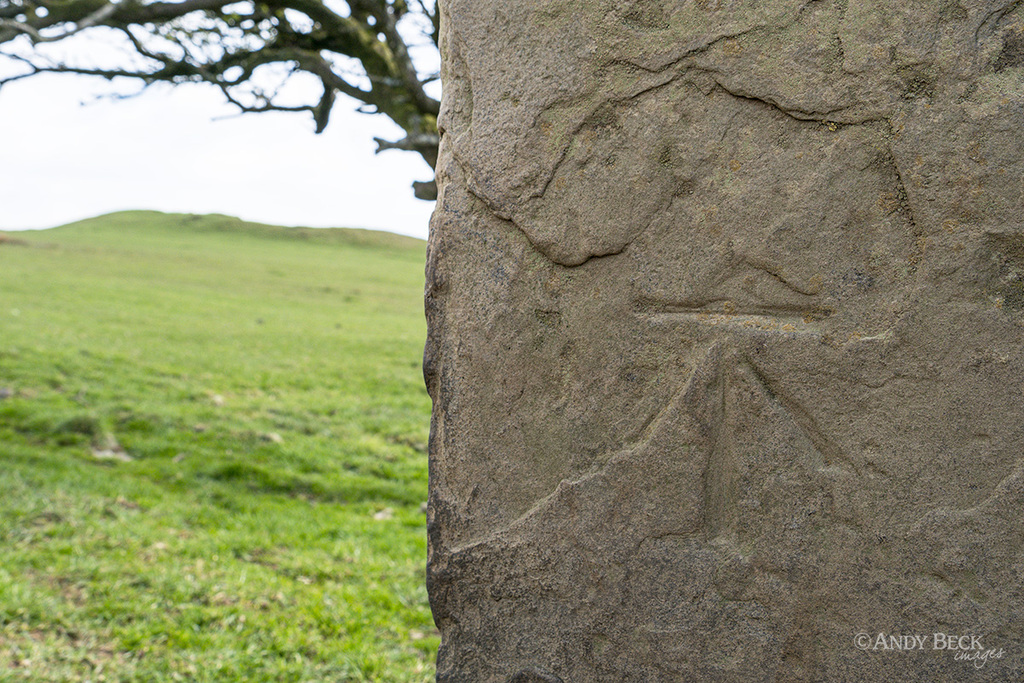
0, 211, 435, 681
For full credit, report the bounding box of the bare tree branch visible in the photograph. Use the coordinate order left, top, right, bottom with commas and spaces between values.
0, 17, 42, 42
374, 131, 438, 166
376, 1, 438, 116
0, 0, 441, 198
413, 179, 436, 201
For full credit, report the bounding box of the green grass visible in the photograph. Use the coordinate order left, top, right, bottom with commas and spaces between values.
0, 211, 436, 681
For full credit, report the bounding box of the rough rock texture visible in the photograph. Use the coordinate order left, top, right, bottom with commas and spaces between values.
424, 1, 1024, 680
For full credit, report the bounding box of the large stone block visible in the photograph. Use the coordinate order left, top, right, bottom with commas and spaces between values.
425, 1, 1024, 680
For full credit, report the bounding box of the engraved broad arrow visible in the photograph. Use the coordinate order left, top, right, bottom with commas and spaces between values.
638, 297, 859, 542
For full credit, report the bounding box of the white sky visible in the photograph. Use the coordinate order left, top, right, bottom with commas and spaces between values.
0, 71, 436, 239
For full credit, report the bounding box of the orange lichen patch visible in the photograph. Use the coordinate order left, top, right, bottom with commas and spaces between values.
806, 274, 824, 295
723, 39, 743, 56
878, 191, 900, 214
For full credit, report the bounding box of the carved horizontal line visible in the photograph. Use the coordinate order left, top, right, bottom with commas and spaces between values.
636, 297, 833, 332
645, 310, 823, 334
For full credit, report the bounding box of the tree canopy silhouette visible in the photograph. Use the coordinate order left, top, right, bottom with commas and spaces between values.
0, 0, 440, 199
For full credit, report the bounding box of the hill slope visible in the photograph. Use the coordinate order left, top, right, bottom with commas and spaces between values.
42, 210, 427, 250
0, 212, 435, 681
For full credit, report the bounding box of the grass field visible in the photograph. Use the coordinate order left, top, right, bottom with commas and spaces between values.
0, 211, 435, 681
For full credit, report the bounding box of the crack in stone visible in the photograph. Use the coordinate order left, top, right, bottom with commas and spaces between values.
737, 253, 825, 296
448, 0, 895, 269
530, 71, 681, 204
603, 22, 771, 76
975, 0, 1024, 43
451, 153, 632, 268
526, 2, 824, 206
710, 77, 882, 124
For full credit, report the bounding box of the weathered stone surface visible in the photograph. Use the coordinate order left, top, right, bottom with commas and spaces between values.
425, 1, 1024, 680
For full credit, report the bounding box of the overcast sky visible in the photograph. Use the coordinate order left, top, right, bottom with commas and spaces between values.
0, 71, 437, 239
